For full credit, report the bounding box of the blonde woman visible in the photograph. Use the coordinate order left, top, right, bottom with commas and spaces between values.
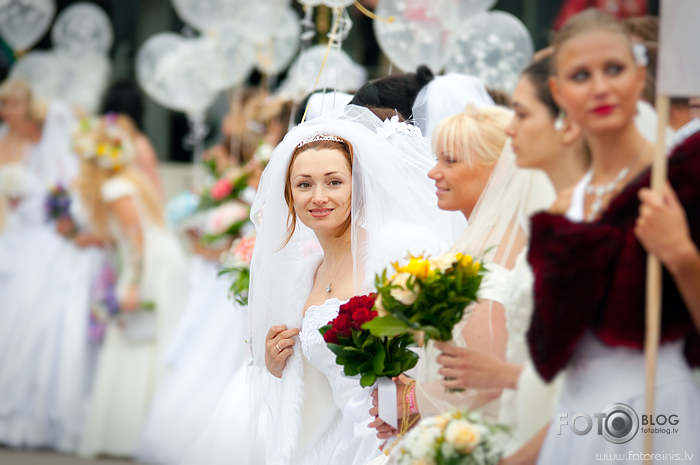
369, 105, 555, 443
0, 79, 106, 452
73, 115, 189, 458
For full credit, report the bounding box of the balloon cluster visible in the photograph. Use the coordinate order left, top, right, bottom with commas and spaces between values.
7, 1, 113, 114
136, 0, 301, 116
373, 0, 533, 93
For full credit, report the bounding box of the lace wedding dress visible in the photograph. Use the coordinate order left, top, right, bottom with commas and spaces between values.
294, 296, 381, 465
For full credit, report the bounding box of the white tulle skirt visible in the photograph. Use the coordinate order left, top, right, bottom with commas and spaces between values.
536, 335, 700, 465
0, 206, 103, 452
137, 257, 248, 464
178, 364, 266, 465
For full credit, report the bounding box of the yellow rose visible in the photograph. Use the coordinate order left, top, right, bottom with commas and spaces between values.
459, 255, 473, 268
390, 272, 419, 305
444, 419, 480, 454
396, 256, 431, 280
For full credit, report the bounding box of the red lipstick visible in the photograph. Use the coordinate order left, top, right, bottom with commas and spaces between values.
592, 105, 616, 116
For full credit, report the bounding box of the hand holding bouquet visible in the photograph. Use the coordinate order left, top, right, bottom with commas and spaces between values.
390, 410, 507, 465
320, 295, 418, 388
364, 252, 486, 343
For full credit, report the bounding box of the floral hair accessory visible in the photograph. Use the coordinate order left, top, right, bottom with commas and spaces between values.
72, 116, 136, 171
632, 42, 648, 67
296, 132, 346, 150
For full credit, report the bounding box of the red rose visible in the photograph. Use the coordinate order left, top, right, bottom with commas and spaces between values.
323, 328, 339, 344
351, 307, 374, 329
332, 313, 352, 337
340, 294, 377, 315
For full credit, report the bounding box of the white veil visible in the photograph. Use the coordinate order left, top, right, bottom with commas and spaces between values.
412, 74, 495, 139
247, 105, 464, 462
415, 139, 556, 417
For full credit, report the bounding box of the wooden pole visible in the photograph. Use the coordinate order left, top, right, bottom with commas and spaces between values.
643, 94, 670, 463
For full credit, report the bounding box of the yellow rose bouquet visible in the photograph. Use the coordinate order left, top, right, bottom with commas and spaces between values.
389, 410, 507, 465
363, 252, 485, 343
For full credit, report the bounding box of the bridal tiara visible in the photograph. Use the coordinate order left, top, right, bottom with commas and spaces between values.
296, 133, 346, 149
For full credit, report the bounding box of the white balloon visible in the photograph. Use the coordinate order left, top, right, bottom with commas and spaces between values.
170, 0, 239, 32
51, 2, 113, 56
445, 11, 533, 94
209, 27, 256, 89
136, 33, 219, 115
373, 0, 454, 73
448, 0, 496, 26
254, 8, 301, 75
10, 50, 62, 99
0, 0, 55, 51
10, 49, 111, 114
279, 44, 367, 100
229, 0, 288, 44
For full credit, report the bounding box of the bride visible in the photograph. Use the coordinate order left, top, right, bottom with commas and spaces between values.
248, 105, 460, 465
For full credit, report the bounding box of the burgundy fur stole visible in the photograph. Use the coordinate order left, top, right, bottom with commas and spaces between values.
527, 132, 700, 382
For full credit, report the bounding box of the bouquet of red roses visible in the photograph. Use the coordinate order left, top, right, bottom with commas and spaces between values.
320, 294, 418, 388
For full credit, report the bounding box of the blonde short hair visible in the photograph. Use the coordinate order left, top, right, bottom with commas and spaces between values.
432, 105, 513, 166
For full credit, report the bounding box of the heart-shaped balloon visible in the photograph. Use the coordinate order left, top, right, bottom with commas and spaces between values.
10, 49, 110, 114
136, 32, 219, 115
208, 27, 256, 89
373, 0, 454, 73
279, 44, 367, 100
170, 0, 239, 33
445, 11, 533, 94
0, 0, 56, 52
51, 2, 113, 56
254, 7, 301, 75
229, 0, 288, 44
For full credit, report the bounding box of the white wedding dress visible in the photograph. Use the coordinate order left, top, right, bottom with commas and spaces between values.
79, 177, 189, 458
535, 173, 700, 465
137, 256, 248, 465
0, 102, 105, 452
293, 296, 382, 465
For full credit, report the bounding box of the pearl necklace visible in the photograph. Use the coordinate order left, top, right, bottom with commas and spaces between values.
585, 143, 646, 221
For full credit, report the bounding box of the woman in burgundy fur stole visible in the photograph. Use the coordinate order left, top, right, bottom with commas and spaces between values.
502, 9, 700, 465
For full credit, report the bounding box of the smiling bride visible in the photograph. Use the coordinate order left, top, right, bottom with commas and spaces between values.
246, 105, 461, 465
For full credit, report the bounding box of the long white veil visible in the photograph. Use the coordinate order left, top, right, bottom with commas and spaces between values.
415, 139, 556, 417
247, 105, 464, 462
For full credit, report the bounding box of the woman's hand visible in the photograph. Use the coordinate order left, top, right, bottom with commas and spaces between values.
435, 341, 522, 391
368, 374, 413, 439
635, 182, 699, 274
120, 284, 140, 313
56, 217, 76, 237
265, 325, 300, 378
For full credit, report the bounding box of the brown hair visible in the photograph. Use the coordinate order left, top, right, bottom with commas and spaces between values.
621, 15, 659, 43
551, 9, 635, 70
282, 137, 354, 247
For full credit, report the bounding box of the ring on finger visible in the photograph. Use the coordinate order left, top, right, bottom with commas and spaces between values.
276, 342, 282, 353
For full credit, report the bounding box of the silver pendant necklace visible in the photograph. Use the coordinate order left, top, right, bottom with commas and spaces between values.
325, 248, 351, 293
585, 143, 646, 221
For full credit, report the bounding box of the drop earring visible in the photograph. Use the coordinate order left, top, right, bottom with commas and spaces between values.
554, 110, 566, 131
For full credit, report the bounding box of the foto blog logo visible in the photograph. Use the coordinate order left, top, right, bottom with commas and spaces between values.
557, 403, 680, 444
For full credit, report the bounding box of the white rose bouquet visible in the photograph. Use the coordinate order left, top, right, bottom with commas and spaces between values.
390, 411, 507, 465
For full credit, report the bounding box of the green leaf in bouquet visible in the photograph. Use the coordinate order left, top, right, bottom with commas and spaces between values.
326, 343, 347, 358
140, 301, 156, 311
371, 344, 386, 373
362, 315, 409, 337
344, 364, 360, 377
360, 371, 377, 388
319, 324, 333, 336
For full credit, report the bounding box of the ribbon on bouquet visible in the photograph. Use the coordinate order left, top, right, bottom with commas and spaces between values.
378, 377, 399, 449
